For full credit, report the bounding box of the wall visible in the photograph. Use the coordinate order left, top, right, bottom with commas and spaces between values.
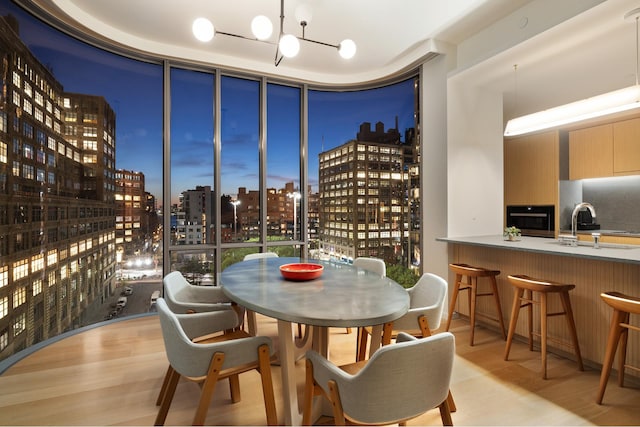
446, 77, 504, 238
421, 44, 455, 282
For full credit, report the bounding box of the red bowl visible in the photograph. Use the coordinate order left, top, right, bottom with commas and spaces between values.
279, 263, 324, 281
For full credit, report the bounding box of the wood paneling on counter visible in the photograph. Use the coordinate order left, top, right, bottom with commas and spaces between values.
448, 243, 640, 375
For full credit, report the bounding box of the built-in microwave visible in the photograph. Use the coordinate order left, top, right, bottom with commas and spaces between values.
506, 205, 555, 238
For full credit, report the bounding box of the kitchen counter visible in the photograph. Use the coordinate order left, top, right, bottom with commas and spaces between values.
437, 234, 640, 265
439, 234, 640, 374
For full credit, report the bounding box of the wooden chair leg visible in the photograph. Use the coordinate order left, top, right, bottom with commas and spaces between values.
154, 367, 181, 426
229, 374, 241, 403
438, 398, 453, 426
156, 365, 173, 406
327, 380, 346, 426
597, 309, 626, 404
257, 344, 278, 426
381, 322, 393, 346
356, 327, 369, 361
192, 353, 224, 426
418, 315, 432, 338
302, 359, 317, 426
504, 288, 523, 361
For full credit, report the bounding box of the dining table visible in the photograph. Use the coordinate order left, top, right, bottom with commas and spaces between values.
220, 256, 409, 426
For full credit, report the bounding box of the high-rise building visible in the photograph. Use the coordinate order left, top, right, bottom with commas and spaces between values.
0, 15, 116, 361
318, 121, 414, 265
115, 169, 146, 253
176, 185, 213, 245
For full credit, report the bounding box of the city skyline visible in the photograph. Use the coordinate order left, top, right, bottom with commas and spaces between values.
4, 2, 415, 205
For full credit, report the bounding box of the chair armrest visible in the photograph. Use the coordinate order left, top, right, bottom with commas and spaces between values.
175, 309, 239, 340
306, 350, 353, 395
395, 332, 417, 343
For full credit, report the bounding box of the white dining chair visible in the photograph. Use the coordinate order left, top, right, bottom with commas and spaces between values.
163, 270, 236, 314
353, 256, 386, 277
154, 298, 278, 426
302, 331, 455, 426
243, 252, 279, 261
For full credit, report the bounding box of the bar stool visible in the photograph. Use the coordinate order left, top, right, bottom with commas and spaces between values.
596, 291, 640, 404
504, 274, 584, 379
445, 263, 507, 346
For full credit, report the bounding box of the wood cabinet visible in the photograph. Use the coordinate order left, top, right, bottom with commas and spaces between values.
613, 117, 640, 175
504, 131, 559, 206
569, 123, 613, 179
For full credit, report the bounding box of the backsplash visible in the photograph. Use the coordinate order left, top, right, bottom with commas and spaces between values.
560, 176, 640, 232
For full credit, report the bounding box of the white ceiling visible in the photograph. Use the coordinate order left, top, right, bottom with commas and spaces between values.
26, 0, 532, 86
22, 0, 640, 122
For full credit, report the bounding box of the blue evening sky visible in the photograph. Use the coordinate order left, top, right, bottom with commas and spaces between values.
6, 2, 415, 206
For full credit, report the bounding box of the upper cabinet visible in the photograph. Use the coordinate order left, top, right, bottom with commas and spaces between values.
504, 131, 559, 206
568, 116, 640, 179
613, 117, 640, 175
569, 123, 613, 180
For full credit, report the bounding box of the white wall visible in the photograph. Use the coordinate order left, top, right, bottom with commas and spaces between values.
420, 48, 454, 280
446, 76, 504, 237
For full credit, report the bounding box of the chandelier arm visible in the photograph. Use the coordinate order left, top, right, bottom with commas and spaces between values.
216, 31, 276, 46
300, 37, 339, 49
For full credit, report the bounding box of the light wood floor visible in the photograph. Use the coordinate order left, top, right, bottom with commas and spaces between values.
1, 314, 640, 426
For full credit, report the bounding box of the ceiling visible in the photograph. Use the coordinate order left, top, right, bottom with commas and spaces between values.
24, 0, 533, 86
19, 0, 640, 123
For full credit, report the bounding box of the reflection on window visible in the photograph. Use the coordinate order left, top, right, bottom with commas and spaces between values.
221, 76, 259, 243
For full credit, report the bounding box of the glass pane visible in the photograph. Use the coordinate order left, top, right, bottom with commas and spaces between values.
220, 246, 299, 271
308, 80, 417, 271
170, 68, 214, 246
0, 2, 163, 362
168, 250, 215, 287
266, 83, 301, 241
220, 76, 259, 243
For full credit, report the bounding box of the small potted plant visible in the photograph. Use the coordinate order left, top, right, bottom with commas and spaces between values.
503, 226, 521, 241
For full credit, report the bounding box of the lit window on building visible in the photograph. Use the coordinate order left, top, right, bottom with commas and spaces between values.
13, 313, 26, 337
0, 297, 7, 319
33, 279, 42, 296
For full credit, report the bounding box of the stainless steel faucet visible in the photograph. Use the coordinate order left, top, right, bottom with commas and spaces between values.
571, 202, 596, 236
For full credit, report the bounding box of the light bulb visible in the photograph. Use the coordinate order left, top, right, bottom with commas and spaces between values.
251, 15, 273, 40
279, 34, 300, 58
192, 17, 214, 42
338, 39, 356, 59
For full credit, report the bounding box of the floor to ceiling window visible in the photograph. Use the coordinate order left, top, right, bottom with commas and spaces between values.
0, 2, 163, 361
308, 80, 419, 270
0, 2, 420, 364
168, 68, 214, 284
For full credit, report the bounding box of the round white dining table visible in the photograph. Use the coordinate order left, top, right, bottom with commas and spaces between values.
221, 256, 409, 425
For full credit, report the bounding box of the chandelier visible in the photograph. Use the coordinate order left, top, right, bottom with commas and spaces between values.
192, 0, 356, 67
